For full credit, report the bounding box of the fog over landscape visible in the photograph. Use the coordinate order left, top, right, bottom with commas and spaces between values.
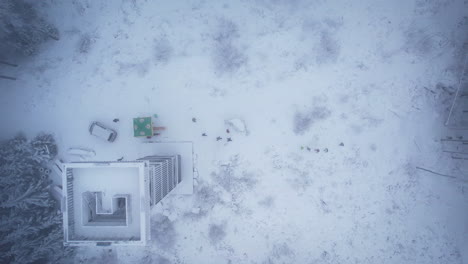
0, 0, 467, 263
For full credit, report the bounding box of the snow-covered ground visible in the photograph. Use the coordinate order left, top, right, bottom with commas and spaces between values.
1, 0, 468, 263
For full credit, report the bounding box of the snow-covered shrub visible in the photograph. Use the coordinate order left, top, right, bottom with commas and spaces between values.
78, 249, 117, 264
151, 214, 177, 250
0, 134, 72, 264
270, 242, 295, 260
299, 18, 342, 66
211, 161, 258, 196
213, 41, 247, 74
141, 254, 171, 264
213, 19, 239, 43
78, 33, 93, 54
0, 0, 59, 56
118, 60, 151, 77
258, 196, 275, 208
293, 106, 331, 135
208, 223, 226, 245
189, 182, 223, 218
316, 30, 340, 64
212, 19, 247, 74
153, 37, 173, 65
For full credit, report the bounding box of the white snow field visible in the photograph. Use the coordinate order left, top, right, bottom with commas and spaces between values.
1, 0, 468, 263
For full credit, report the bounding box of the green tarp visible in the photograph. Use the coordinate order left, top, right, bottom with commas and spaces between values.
133, 117, 153, 137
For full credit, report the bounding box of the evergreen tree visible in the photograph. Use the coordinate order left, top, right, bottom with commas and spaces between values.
0, 0, 59, 55
0, 133, 72, 264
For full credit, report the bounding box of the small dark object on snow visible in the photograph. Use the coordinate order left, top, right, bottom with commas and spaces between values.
458, 136, 463, 140
306, 147, 311, 151
339, 142, 344, 146
226, 129, 230, 133
314, 149, 320, 153
323, 148, 328, 153
113, 118, 119, 123
202, 133, 207, 136
447, 136, 453, 140
192, 117, 197, 122
216, 136, 222, 141
227, 137, 232, 142
117, 157, 124, 161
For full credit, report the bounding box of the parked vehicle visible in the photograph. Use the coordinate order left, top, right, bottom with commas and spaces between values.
89, 122, 117, 142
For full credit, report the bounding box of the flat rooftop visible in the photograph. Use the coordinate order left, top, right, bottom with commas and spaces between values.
63, 162, 149, 246
73, 167, 140, 239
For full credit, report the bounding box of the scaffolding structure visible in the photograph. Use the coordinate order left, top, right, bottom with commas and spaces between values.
139, 155, 181, 206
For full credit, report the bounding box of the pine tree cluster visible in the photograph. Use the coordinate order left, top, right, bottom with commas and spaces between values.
0, 134, 72, 264
0, 0, 59, 56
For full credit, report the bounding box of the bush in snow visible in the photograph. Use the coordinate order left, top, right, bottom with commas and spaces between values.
153, 37, 173, 65
77, 33, 94, 54
0, 134, 72, 264
212, 19, 247, 74
151, 214, 177, 250
141, 254, 171, 264
213, 19, 239, 43
0, 0, 59, 56
293, 106, 331, 135
208, 223, 226, 245
315, 30, 340, 64
213, 41, 247, 74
